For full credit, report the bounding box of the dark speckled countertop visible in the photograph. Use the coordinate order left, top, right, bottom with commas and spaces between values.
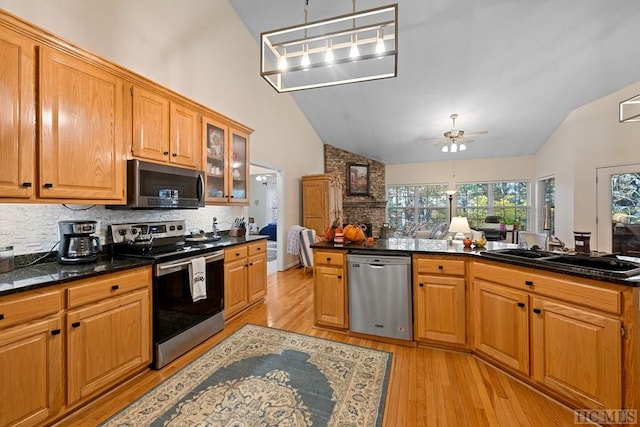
311, 238, 640, 286
0, 236, 267, 297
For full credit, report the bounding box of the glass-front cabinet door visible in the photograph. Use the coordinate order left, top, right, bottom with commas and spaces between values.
203, 117, 227, 203
229, 129, 249, 204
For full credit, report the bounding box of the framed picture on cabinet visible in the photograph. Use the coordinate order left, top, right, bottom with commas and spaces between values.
347, 163, 370, 196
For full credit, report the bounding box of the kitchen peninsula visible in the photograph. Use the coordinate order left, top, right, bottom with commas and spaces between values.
312, 238, 640, 416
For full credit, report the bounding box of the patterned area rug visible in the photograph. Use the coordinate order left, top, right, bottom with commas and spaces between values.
102, 324, 392, 426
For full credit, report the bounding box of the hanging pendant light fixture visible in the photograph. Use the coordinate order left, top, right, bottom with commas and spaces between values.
261, 1, 398, 92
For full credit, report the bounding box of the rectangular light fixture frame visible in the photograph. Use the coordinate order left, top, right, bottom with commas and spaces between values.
620, 93, 640, 123
260, 4, 398, 93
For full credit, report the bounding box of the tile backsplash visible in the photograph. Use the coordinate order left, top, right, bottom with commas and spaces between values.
0, 204, 244, 256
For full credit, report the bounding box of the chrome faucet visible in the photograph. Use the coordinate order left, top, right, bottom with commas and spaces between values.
212, 217, 219, 239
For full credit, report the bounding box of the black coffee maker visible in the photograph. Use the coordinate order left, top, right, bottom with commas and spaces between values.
57, 220, 103, 264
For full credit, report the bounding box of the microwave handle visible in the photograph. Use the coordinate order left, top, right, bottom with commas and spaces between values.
197, 174, 204, 203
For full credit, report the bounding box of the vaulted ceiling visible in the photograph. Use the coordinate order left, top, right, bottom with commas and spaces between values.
230, 0, 640, 164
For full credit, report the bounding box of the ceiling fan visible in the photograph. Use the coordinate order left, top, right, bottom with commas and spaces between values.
427, 113, 488, 153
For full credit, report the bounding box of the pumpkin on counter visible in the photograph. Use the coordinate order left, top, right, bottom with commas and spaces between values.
343, 224, 365, 242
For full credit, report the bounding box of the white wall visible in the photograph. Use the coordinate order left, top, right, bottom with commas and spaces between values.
0, 1, 325, 265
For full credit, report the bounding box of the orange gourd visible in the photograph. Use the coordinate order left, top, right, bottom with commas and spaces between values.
325, 226, 334, 241
343, 224, 365, 242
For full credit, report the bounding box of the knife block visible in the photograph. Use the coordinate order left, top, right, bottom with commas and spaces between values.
229, 227, 246, 237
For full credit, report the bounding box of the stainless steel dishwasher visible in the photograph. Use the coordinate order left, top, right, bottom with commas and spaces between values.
347, 252, 413, 341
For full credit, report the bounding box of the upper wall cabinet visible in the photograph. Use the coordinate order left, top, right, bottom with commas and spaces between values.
39, 46, 125, 202
203, 116, 250, 204
131, 85, 201, 169
0, 26, 36, 199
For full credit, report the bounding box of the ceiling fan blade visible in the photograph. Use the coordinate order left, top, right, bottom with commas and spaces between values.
463, 130, 489, 136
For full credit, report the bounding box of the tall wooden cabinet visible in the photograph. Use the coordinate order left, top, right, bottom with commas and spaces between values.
0, 26, 36, 199
302, 174, 343, 237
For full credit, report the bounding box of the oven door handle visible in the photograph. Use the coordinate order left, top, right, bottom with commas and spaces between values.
157, 252, 224, 271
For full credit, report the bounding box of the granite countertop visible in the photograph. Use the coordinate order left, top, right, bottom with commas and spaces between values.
0, 236, 267, 298
311, 238, 640, 286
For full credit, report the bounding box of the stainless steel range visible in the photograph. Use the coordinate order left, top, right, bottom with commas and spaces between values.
110, 220, 225, 369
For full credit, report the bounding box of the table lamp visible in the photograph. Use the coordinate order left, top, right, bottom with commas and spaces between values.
449, 216, 471, 242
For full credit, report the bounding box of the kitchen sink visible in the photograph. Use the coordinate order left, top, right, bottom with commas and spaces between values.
481, 249, 640, 278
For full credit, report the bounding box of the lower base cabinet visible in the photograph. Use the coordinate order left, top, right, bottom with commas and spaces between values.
313, 250, 347, 329
224, 240, 267, 319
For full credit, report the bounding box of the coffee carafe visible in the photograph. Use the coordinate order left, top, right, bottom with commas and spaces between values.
57, 220, 103, 264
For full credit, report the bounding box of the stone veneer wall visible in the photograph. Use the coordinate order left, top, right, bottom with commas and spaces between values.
324, 144, 387, 237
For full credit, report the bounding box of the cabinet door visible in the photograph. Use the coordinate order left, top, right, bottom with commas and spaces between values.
203, 117, 228, 202
170, 102, 200, 168
473, 280, 529, 374
247, 253, 267, 304
39, 46, 124, 201
229, 128, 249, 203
132, 85, 170, 162
531, 297, 621, 409
224, 258, 248, 318
67, 289, 150, 404
303, 177, 329, 236
0, 316, 63, 427
0, 27, 35, 199
314, 265, 347, 328
415, 274, 465, 344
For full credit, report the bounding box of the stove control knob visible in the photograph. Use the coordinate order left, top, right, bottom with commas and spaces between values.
130, 228, 138, 235
169, 225, 175, 231
177, 224, 183, 230
118, 229, 127, 236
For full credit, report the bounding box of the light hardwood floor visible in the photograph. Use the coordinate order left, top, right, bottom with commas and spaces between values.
56, 267, 578, 427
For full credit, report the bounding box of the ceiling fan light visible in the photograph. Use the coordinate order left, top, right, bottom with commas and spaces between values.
450, 142, 458, 153
441, 145, 449, 153
459, 142, 467, 151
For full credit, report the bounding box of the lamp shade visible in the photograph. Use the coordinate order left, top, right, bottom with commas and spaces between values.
449, 216, 471, 240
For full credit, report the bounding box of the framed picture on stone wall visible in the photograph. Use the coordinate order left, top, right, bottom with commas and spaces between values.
347, 163, 370, 196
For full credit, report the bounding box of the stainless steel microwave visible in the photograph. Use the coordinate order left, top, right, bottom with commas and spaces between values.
108, 160, 204, 209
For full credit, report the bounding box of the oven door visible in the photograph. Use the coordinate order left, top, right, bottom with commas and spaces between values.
153, 250, 224, 368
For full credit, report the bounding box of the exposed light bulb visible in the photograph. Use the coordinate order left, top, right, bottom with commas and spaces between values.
324, 39, 334, 65
349, 34, 360, 59
375, 28, 385, 56
459, 142, 467, 151
301, 44, 310, 69
441, 145, 449, 153
450, 142, 458, 153
278, 47, 288, 70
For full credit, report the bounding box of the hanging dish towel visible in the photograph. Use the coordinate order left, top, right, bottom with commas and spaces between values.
287, 225, 305, 255
188, 257, 207, 302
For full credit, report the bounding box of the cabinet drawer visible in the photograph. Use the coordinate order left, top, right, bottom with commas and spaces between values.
315, 250, 344, 266
248, 240, 266, 256
0, 289, 62, 329
67, 266, 151, 308
415, 258, 465, 276
225, 245, 248, 262
474, 261, 621, 315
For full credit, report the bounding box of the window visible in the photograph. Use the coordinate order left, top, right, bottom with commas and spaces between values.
456, 181, 530, 229
387, 184, 449, 232
537, 177, 555, 233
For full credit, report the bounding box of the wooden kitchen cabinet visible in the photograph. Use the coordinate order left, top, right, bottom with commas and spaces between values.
473, 279, 530, 375
531, 297, 621, 409
131, 85, 201, 169
39, 46, 125, 202
203, 115, 250, 204
66, 267, 151, 405
224, 241, 267, 319
413, 256, 466, 345
0, 26, 36, 200
303, 175, 343, 237
313, 249, 348, 329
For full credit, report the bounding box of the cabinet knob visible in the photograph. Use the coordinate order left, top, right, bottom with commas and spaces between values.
326, 257, 331, 262
525, 280, 534, 286
172, 153, 177, 157
163, 151, 169, 155
111, 284, 119, 291
0, 314, 4, 320
419, 282, 424, 287
533, 308, 542, 314
517, 302, 525, 308
44, 183, 53, 188
51, 329, 61, 336
438, 265, 444, 270
235, 253, 241, 257
21, 182, 32, 188
71, 321, 81, 328
337, 275, 342, 279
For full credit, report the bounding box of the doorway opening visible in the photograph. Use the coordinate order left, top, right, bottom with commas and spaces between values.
250, 164, 280, 274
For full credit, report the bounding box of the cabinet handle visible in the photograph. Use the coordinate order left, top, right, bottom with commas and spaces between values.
111, 284, 119, 291
235, 253, 241, 257
71, 322, 81, 328
22, 182, 32, 188
419, 282, 424, 287
51, 329, 61, 336
163, 151, 169, 155
230, 195, 234, 198
337, 275, 342, 279
44, 183, 53, 188
533, 308, 542, 314
525, 280, 534, 286
438, 265, 444, 270
517, 302, 525, 308
172, 153, 177, 157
